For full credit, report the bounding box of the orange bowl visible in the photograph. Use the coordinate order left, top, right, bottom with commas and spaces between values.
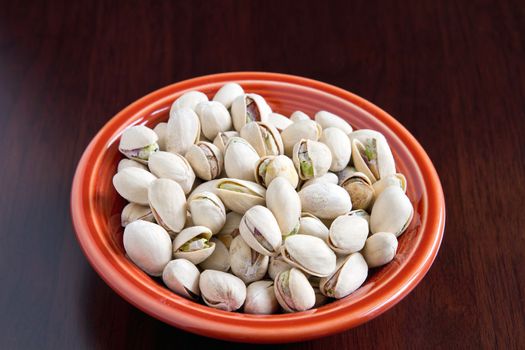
71, 72, 445, 343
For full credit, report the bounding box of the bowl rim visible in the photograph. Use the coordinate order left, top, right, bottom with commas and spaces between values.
71, 72, 445, 343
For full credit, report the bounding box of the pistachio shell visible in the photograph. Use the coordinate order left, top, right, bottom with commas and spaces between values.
188, 191, 226, 234
195, 101, 232, 140
199, 238, 230, 272
319, 127, 351, 172
117, 158, 148, 172
347, 209, 371, 225
267, 112, 293, 132
266, 177, 301, 237
216, 178, 266, 214
123, 220, 172, 276
298, 182, 352, 219
370, 186, 413, 237
292, 139, 332, 180
328, 215, 369, 254
113, 167, 157, 205
148, 178, 187, 234
372, 173, 407, 199
254, 155, 299, 189
268, 254, 292, 280
148, 151, 196, 194
231, 93, 272, 131
121, 202, 154, 227
240, 121, 284, 157
340, 169, 375, 210
280, 119, 322, 156
239, 205, 282, 256
166, 107, 201, 155
162, 259, 200, 299
349, 130, 396, 182
290, 111, 310, 122
170, 90, 208, 112
212, 82, 244, 108
230, 235, 269, 283
153, 122, 168, 151
200, 270, 246, 312
297, 213, 329, 241
362, 232, 398, 268
173, 226, 216, 264
301, 172, 339, 189
118, 125, 159, 163
224, 137, 259, 181
216, 211, 242, 248
212, 131, 239, 153
281, 234, 336, 277
274, 268, 315, 312
244, 280, 280, 314
185, 141, 223, 180
319, 253, 368, 299
314, 111, 353, 135
189, 179, 222, 198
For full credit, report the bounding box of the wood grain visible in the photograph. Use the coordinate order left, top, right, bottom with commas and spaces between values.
1, 0, 524, 348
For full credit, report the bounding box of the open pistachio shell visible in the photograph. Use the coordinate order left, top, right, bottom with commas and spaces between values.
319, 127, 351, 172
290, 110, 310, 122
268, 254, 292, 280
117, 158, 148, 172
347, 209, 371, 225
297, 213, 329, 241
281, 234, 336, 277
328, 215, 369, 254
213, 131, 239, 153
239, 205, 282, 256
212, 82, 244, 108
266, 177, 301, 237
281, 119, 322, 156
274, 268, 315, 312
362, 232, 398, 268
195, 101, 232, 140
339, 168, 375, 210
185, 141, 223, 181
188, 191, 226, 234
121, 202, 154, 227
189, 179, 222, 198
319, 253, 368, 299
254, 155, 299, 189
298, 182, 352, 219
118, 125, 159, 164
370, 186, 413, 237
173, 226, 216, 265
244, 280, 280, 315
372, 173, 407, 199
231, 93, 272, 131
216, 178, 266, 214
162, 259, 201, 300
349, 130, 396, 183
314, 110, 353, 135
199, 238, 230, 272
230, 235, 269, 283
166, 107, 201, 155
224, 137, 259, 181
267, 112, 293, 132
113, 167, 157, 205
148, 178, 187, 235
200, 270, 246, 312
292, 139, 332, 180
240, 121, 284, 157
170, 90, 208, 112
153, 122, 168, 151
148, 151, 196, 194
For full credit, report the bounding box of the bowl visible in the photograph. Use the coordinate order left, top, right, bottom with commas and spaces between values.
71, 72, 445, 343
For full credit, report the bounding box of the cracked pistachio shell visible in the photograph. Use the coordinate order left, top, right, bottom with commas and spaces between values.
274, 268, 315, 312
230, 235, 269, 283
280, 119, 322, 156
153, 122, 168, 151
370, 186, 413, 237
244, 280, 280, 314
185, 141, 223, 181
301, 172, 339, 189
148, 151, 196, 194
148, 178, 187, 235
190, 179, 221, 198
121, 202, 154, 227
231, 93, 272, 131
166, 107, 201, 155
118, 125, 159, 163
372, 173, 407, 199
267, 112, 293, 132
216, 211, 242, 248
239, 205, 282, 256
298, 182, 352, 219
290, 110, 310, 122
320, 253, 368, 299
113, 167, 157, 205
319, 127, 351, 172
199, 238, 230, 272
240, 121, 284, 157
212, 131, 239, 153
347, 209, 371, 225
212, 82, 244, 108
297, 213, 329, 241
170, 90, 208, 112
314, 111, 353, 135
268, 254, 292, 280
292, 139, 332, 180
162, 259, 200, 300
216, 178, 266, 214
224, 137, 259, 181
117, 159, 148, 172
349, 129, 396, 183
266, 177, 301, 237
173, 226, 215, 265
362, 232, 398, 268
123, 220, 172, 276
200, 270, 246, 312
340, 169, 375, 210
328, 215, 369, 254
195, 101, 232, 140
281, 234, 336, 277
254, 155, 299, 189
188, 191, 226, 234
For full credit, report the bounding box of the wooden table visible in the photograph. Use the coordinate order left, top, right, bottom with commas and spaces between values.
1, 0, 523, 348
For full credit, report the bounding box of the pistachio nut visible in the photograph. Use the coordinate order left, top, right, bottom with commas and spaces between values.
328, 215, 369, 254
166, 107, 201, 155
195, 101, 232, 140
290, 110, 310, 122
267, 112, 293, 132
118, 125, 159, 163
216, 211, 242, 248
240, 121, 284, 157
170, 90, 208, 112
319, 127, 351, 172
231, 93, 272, 131
148, 178, 187, 235
297, 213, 329, 241
349, 129, 396, 182
224, 137, 259, 181
121, 202, 154, 227
216, 178, 266, 214
298, 182, 352, 219
266, 177, 301, 237
113, 167, 157, 205
281, 119, 322, 156
281, 234, 336, 277
370, 186, 413, 237
148, 151, 196, 194
274, 268, 315, 312
244, 280, 280, 314
173, 226, 216, 265
117, 158, 148, 172
230, 235, 269, 283
268, 254, 292, 280
185, 141, 223, 180
162, 259, 201, 300
123, 220, 172, 276
292, 139, 332, 180
153, 122, 168, 151
212, 131, 239, 153
362, 232, 398, 268
199, 238, 231, 272
372, 173, 407, 199
319, 253, 368, 299
339, 168, 375, 210
254, 155, 299, 189
239, 205, 282, 256
199, 270, 246, 312
314, 110, 353, 135
301, 172, 339, 189
212, 82, 244, 108
188, 191, 226, 234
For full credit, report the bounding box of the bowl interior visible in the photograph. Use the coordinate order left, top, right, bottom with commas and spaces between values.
72, 73, 444, 343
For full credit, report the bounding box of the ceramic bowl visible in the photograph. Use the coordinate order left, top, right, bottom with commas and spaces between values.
71, 72, 445, 343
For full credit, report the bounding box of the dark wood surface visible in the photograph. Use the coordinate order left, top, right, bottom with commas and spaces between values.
1, 0, 524, 348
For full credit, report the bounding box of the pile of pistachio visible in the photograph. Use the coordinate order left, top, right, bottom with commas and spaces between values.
112, 83, 413, 314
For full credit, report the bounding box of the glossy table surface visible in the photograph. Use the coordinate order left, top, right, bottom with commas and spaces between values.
1, 0, 524, 348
